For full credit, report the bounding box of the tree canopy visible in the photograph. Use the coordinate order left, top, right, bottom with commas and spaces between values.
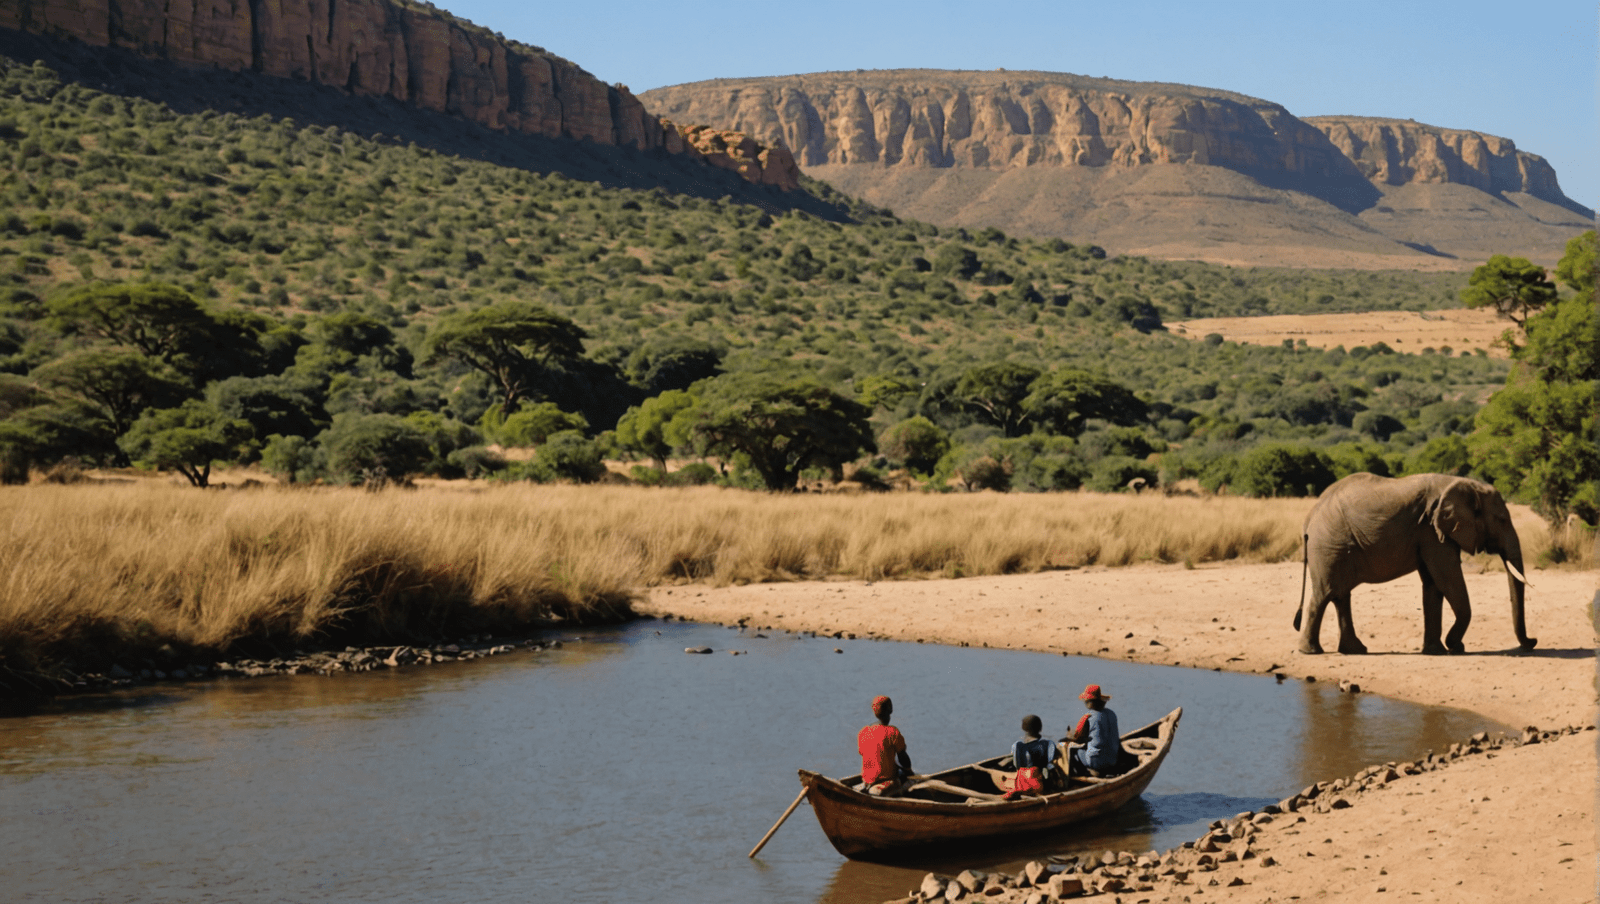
120, 400, 251, 487
1461, 254, 1558, 329
1469, 233, 1599, 526
678, 373, 875, 491
1024, 369, 1147, 437
423, 301, 587, 413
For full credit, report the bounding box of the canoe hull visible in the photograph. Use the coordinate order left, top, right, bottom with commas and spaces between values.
800, 707, 1181, 859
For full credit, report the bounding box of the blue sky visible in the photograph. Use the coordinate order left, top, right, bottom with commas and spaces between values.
447, 1, 1597, 211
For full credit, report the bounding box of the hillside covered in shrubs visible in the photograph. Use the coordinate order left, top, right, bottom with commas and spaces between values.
0, 52, 1592, 523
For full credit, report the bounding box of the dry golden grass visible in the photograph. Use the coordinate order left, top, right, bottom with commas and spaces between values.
0, 483, 1582, 686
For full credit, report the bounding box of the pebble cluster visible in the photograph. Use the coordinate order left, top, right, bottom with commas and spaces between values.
889, 723, 1594, 902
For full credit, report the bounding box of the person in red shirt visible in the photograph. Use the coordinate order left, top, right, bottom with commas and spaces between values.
858, 695, 914, 796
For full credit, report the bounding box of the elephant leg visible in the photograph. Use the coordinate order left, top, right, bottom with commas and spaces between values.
1421, 546, 1472, 653
1418, 574, 1448, 655
1298, 586, 1331, 654
1330, 593, 1367, 654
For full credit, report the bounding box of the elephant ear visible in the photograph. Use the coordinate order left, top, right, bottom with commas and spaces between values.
1432, 479, 1484, 554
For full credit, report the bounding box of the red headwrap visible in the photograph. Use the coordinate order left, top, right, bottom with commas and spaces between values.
871, 695, 891, 716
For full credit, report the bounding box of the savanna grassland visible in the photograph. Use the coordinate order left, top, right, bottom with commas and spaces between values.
0, 482, 1314, 695
4, 480, 1583, 702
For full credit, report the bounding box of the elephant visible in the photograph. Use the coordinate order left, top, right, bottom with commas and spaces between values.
1294, 472, 1535, 655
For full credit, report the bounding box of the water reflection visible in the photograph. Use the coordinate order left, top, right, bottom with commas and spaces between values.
0, 622, 1506, 904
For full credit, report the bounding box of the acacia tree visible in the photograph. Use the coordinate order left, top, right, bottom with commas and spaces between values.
679, 373, 875, 491
1023, 369, 1147, 437
34, 348, 190, 462
951, 362, 1042, 437
45, 282, 266, 382
1461, 254, 1558, 329
46, 282, 217, 362
423, 301, 586, 413
120, 400, 251, 488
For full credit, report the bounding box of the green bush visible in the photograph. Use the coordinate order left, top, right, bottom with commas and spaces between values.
490, 401, 587, 446
319, 413, 433, 483
1229, 444, 1336, 498
664, 461, 719, 486
1086, 455, 1158, 493
1403, 435, 1470, 476
522, 430, 606, 483
444, 444, 506, 479
878, 416, 950, 474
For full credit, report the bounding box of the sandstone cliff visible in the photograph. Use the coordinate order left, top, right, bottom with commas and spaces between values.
641, 71, 1590, 269
0, 0, 798, 189
1306, 116, 1566, 204
641, 71, 1371, 185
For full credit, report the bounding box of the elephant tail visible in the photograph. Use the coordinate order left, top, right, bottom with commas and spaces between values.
1293, 532, 1308, 631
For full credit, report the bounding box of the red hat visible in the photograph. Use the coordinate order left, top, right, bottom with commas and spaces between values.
871, 695, 892, 715
1079, 684, 1111, 702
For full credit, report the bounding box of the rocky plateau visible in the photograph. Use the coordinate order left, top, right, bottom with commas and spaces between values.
642, 71, 1591, 269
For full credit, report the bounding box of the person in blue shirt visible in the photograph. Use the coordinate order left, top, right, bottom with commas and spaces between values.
1001, 714, 1057, 799
1065, 684, 1121, 775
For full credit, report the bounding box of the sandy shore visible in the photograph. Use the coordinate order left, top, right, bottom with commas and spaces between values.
640, 562, 1598, 902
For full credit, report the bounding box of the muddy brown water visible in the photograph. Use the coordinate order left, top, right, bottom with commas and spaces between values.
0, 622, 1505, 904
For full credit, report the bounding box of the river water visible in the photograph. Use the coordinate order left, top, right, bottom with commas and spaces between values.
0, 621, 1504, 904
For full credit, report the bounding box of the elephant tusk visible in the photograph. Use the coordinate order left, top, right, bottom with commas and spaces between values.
1503, 559, 1531, 586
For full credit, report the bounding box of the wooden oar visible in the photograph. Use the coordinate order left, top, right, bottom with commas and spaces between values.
748, 787, 808, 858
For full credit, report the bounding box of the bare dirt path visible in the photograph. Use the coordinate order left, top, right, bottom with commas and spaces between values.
640, 563, 1597, 902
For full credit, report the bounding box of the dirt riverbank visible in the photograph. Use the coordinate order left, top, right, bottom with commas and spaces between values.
639, 562, 1598, 902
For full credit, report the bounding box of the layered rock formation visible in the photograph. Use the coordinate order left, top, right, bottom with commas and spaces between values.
1307, 116, 1565, 202
642, 71, 1589, 268
0, 0, 798, 189
643, 70, 1367, 184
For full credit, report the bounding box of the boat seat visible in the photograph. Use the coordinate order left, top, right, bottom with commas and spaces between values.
906, 778, 1009, 802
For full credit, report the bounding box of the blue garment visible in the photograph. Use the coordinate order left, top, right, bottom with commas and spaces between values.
1011, 736, 1056, 775
1072, 707, 1120, 772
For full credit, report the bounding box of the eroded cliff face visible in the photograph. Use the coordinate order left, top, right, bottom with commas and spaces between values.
640, 71, 1368, 183
638, 72, 1580, 207
0, 0, 798, 189
1306, 116, 1565, 203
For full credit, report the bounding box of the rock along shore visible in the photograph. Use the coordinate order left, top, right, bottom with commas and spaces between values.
19, 631, 578, 701
889, 725, 1593, 903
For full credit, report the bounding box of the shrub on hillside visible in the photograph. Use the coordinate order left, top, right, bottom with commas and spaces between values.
1228, 444, 1337, 498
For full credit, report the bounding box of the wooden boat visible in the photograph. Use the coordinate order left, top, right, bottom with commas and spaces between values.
798, 707, 1182, 859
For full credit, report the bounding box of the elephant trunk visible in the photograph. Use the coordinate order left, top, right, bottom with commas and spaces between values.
1502, 541, 1535, 650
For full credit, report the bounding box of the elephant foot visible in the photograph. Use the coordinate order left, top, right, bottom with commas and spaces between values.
1447, 642, 1465, 654
1519, 637, 1539, 651
1336, 640, 1368, 655
1297, 641, 1324, 655
1421, 642, 1449, 656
